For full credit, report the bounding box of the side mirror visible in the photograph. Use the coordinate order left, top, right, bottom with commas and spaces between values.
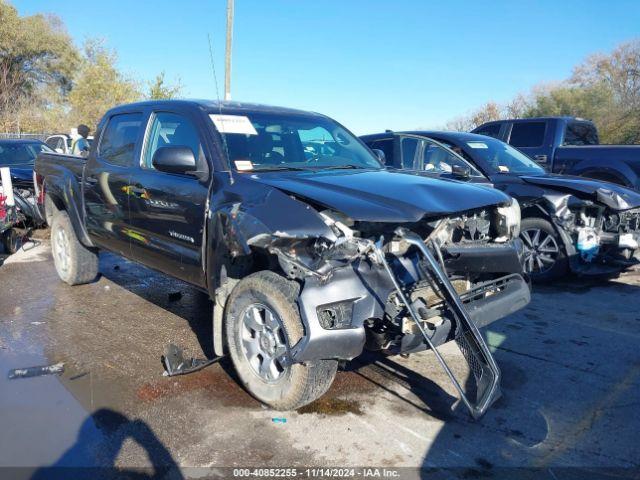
152, 146, 197, 174
452, 164, 471, 178
371, 148, 386, 164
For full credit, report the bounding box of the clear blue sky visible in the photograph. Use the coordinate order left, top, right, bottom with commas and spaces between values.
12, 0, 640, 134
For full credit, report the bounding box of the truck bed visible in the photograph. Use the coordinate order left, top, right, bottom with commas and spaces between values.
553, 144, 640, 184
35, 152, 87, 234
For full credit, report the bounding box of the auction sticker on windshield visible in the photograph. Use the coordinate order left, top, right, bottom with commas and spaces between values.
467, 141, 489, 149
234, 160, 254, 171
209, 114, 258, 135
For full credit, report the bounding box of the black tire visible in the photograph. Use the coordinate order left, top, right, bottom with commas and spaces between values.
520, 217, 568, 282
225, 271, 338, 410
2, 228, 20, 254
50, 210, 99, 285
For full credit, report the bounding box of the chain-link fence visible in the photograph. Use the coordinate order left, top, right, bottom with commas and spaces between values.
0, 133, 50, 142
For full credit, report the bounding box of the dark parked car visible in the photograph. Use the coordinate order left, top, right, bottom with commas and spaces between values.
362, 131, 640, 281
472, 117, 640, 190
0, 139, 49, 230
35, 100, 531, 417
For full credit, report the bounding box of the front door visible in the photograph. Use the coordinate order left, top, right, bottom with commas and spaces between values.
84, 112, 144, 258
126, 110, 211, 287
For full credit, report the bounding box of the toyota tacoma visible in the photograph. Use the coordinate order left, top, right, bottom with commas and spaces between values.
35, 100, 530, 417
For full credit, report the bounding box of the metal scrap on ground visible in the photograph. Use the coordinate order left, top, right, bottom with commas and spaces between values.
8, 362, 64, 380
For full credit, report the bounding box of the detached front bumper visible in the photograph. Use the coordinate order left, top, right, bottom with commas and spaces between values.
442, 239, 526, 276
290, 238, 529, 363
395, 273, 530, 354
463, 274, 531, 328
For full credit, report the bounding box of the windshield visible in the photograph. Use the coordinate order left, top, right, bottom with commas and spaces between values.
461, 138, 545, 175
213, 112, 382, 171
0, 142, 52, 166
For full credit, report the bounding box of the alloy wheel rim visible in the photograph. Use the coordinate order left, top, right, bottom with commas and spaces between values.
520, 228, 560, 274
241, 303, 288, 383
54, 227, 70, 275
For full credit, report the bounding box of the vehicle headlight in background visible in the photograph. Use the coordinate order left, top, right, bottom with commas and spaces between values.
496, 198, 521, 240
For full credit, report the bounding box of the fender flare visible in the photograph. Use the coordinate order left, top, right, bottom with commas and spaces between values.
44, 179, 94, 247
575, 165, 636, 188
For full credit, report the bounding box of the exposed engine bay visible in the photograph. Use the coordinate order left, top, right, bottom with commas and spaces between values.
1, 169, 42, 251
232, 199, 530, 417
548, 194, 640, 272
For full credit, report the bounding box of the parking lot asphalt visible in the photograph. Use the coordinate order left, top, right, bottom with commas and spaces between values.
1, 236, 639, 478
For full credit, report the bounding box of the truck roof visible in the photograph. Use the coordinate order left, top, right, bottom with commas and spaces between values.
478, 116, 592, 124
0, 138, 46, 145
106, 99, 324, 118
361, 131, 487, 143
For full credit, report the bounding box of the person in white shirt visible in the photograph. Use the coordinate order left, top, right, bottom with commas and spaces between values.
72, 124, 91, 157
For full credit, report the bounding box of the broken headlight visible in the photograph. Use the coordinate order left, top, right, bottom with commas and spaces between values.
495, 198, 521, 241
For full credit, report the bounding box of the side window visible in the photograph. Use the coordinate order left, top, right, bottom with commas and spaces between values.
475, 123, 501, 139
564, 122, 599, 146
400, 137, 419, 169
98, 113, 143, 167
46, 137, 60, 150
369, 138, 394, 166
422, 140, 462, 173
509, 122, 545, 148
143, 112, 202, 169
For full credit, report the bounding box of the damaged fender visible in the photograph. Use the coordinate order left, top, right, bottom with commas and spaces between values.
207, 173, 340, 356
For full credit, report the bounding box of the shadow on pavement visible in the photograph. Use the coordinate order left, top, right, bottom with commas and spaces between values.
99, 253, 215, 359
418, 274, 640, 478
31, 408, 183, 480
347, 351, 458, 422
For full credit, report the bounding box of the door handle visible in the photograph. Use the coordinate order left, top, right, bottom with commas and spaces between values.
534, 155, 548, 163
129, 186, 146, 195
84, 177, 98, 185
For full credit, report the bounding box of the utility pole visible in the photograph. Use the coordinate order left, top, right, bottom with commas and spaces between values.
224, 0, 234, 101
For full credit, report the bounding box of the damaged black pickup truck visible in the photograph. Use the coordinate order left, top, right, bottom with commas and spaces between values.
35, 100, 530, 417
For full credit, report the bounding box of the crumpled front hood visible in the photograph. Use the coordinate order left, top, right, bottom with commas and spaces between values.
250, 169, 510, 222
520, 174, 640, 211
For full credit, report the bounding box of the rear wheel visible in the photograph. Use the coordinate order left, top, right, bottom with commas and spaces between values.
520, 217, 568, 282
51, 210, 99, 285
225, 271, 338, 410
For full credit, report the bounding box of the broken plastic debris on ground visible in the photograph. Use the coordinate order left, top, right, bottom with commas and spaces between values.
8, 362, 64, 380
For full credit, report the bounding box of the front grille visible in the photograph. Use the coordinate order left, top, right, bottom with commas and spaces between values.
456, 331, 484, 382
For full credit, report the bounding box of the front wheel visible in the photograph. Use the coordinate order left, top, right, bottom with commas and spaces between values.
519, 217, 568, 282
51, 210, 99, 285
225, 271, 338, 410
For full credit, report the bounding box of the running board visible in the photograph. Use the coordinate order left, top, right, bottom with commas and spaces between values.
374, 227, 501, 419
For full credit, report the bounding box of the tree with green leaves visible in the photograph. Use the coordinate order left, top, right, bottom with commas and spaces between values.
68, 40, 142, 130
0, 0, 78, 132
446, 38, 640, 144
147, 72, 183, 100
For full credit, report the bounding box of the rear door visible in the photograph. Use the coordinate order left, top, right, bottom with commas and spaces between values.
125, 108, 211, 287
84, 112, 144, 258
